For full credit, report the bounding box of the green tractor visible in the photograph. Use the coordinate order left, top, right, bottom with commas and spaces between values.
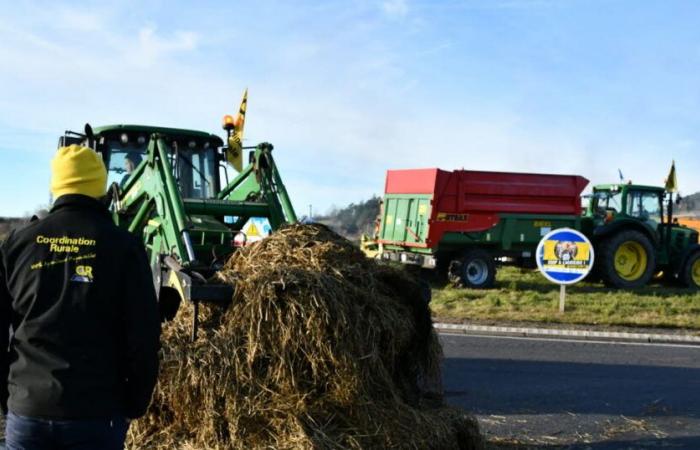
57, 112, 297, 335
585, 183, 700, 289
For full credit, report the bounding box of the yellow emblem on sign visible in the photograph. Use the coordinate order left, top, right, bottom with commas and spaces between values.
536, 228, 595, 285
543, 240, 591, 263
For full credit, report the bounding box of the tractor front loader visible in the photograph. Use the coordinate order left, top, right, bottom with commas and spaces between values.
58, 104, 297, 337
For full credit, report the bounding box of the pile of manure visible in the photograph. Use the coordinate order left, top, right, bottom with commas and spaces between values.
128, 223, 483, 449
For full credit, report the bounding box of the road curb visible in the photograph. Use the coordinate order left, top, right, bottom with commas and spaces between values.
434, 323, 700, 345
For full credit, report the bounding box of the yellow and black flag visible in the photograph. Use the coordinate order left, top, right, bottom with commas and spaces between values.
665, 160, 678, 193
225, 88, 248, 172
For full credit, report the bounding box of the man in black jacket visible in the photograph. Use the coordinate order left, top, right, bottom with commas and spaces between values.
1, 144, 160, 449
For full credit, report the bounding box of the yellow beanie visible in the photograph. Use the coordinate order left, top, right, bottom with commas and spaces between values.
51, 145, 108, 199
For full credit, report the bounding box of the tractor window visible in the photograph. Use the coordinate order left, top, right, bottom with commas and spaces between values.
593, 191, 622, 215
105, 140, 148, 188
174, 144, 217, 199
626, 191, 662, 224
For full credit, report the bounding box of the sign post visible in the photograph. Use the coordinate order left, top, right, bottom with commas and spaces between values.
535, 228, 595, 313
559, 285, 566, 313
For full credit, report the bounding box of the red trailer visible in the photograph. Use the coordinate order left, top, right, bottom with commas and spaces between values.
376, 168, 589, 287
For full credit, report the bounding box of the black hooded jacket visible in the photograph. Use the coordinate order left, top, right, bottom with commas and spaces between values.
0, 194, 160, 419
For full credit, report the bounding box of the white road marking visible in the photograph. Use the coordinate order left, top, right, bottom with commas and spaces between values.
434, 322, 700, 345
438, 332, 700, 350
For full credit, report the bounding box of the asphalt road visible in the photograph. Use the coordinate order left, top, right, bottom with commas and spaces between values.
440, 333, 700, 449
2, 334, 698, 450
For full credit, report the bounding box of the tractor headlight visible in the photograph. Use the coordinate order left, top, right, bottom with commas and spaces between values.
137, 135, 146, 145
120, 133, 129, 144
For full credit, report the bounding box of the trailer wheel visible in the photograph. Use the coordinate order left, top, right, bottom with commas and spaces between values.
600, 230, 656, 289
449, 250, 496, 289
682, 252, 700, 290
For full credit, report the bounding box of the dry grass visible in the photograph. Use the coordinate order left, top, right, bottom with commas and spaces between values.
432, 267, 700, 330
128, 224, 482, 449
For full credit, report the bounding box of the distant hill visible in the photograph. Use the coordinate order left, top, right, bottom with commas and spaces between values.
315, 196, 381, 240
678, 192, 700, 216
0, 217, 27, 241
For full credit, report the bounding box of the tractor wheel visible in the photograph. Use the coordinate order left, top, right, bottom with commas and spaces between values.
158, 287, 182, 322
448, 250, 496, 289
682, 252, 700, 290
428, 253, 452, 286
600, 230, 656, 289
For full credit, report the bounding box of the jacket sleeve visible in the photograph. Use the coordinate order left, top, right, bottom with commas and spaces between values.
0, 247, 11, 416
121, 236, 161, 419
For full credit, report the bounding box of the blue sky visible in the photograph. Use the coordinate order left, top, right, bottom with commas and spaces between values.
1, 0, 699, 216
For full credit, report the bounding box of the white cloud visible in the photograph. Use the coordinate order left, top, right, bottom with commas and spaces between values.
127, 26, 199, 67
54, 8, 105, 32
382, 0, 409, 17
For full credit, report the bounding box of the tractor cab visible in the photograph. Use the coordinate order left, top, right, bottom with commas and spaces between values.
588, 184, 664, 229
81, 125, 223, 200
58, 124, 224, 200
586, 183, 699, 286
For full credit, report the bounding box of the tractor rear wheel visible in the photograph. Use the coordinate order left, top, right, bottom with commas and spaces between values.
600, 230, 655, 289
448, 249, 496, 289
682, 252, 700, 290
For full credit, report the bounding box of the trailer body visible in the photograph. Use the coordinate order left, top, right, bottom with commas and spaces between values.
377, 169, 589, 272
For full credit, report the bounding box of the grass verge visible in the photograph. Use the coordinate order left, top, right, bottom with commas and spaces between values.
430, 266, 700, 330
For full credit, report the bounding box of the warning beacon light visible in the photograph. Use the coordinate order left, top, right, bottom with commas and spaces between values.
222, 114, 235, 130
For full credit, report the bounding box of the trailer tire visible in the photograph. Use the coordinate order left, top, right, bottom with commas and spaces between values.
682, 251, 700, 290
600, 230, 656, 289
449, 250, 496, 289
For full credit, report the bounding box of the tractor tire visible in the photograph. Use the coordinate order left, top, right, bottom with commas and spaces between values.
682, 252, 700, 290
599, 230, 656, 289
158, 287, 182, 322
427, 253, 452, 287
448, 249, 496, 289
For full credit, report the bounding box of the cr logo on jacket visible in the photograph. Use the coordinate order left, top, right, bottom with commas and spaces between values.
71, 265, 94, 283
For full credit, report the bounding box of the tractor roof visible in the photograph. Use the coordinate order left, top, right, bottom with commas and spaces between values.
594, 183, 664, 192
93, 124, 223, 146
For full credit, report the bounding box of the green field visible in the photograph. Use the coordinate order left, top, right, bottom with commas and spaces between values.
430, 266, 700, 330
